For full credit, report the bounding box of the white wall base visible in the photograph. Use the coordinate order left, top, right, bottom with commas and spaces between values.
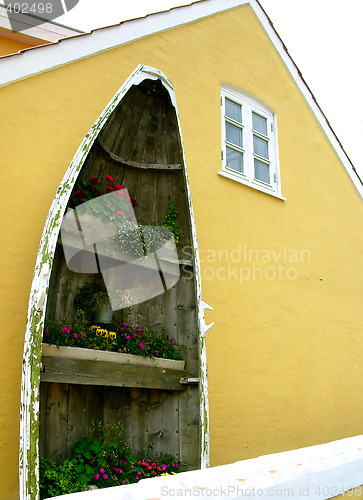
51, 434, 363, 499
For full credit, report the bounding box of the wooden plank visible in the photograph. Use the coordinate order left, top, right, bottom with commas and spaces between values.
112, 86, 148, 160
148, 389, 180, 458
43, 382, 70, 464
41, 356, 187, 391
66, 384, 103, 457
178, 384, 200, 470
102, 387, 148, 452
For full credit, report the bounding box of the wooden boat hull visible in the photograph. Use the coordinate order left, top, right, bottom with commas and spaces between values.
40, 69, 202, 471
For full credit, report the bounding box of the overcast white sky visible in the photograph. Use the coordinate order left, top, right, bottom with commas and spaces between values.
57, 0, 363, 179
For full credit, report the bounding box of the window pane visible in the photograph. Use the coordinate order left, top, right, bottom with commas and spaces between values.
252, 112, 267, 136
226, 122, 243, 147
227, 146, 243, 173
254, 159, 270, 184
253, 135, 269, 159
225, 98, 242, 123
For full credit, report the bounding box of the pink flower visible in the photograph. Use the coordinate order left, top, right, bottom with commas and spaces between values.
126, 335, 130, 339
117, 211, 124, 216
103, 474, 109, 479
94, 474, 99, 480
155, 350, 159, 354
139, 342, 145, 350
137, 471, 141, 475
137, 327, 143, 331
105, 175, 114, 182
100, 468, 105, 473
161, 464, 167, 471
73, 333, 78, 338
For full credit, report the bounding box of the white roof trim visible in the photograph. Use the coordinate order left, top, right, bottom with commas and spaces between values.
0, 0, 248, 85
0, 0, 361, 198
0, 5, 81, 42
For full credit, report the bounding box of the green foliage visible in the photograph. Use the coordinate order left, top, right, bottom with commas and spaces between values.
43, 317, 182, 360
39, 421, 180, 497
39, 458, 82, 499
160, 202, 180, 244
74, 282, 111, 321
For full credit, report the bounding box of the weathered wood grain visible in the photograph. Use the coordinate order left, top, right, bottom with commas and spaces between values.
41, 356, 187, 391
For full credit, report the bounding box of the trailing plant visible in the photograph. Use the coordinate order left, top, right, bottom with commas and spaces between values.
117, 202, 180, 256
160, 202, 180, 244
72, 174, 137, 229
39, 457, 83, 499
72, 174, 137, 209
74, 282, 111, 321
43, 317, 181, 360
117, 220, 146, 258
39, 421, 179, 497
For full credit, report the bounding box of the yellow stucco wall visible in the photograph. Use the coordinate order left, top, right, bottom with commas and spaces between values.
0, 36, 32, 56
0, 5, 362, 497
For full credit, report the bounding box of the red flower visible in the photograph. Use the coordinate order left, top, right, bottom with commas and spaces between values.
74, 188, 86, 201
106, 185, 114, 192
113, 184, 123, 190
105, 175, 114, 182
131, 198, 137, 208
89, 177, 100, 185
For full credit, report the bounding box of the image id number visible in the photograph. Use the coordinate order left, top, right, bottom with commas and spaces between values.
6, 2, 53, 15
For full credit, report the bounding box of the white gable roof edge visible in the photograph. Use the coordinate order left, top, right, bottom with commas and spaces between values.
250, 0, 363, 199
0, 0, 361, 198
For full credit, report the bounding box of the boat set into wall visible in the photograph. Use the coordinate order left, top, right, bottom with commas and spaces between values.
21, 66, 213, 498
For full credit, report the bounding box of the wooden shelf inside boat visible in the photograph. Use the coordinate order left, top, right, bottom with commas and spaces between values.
41, 344, 187, 391
57, 226, 194, 270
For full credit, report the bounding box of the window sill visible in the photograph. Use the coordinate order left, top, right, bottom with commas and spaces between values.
218, 170, 286, 201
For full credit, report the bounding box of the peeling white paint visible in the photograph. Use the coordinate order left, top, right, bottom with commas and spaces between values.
20, 64, 212, 499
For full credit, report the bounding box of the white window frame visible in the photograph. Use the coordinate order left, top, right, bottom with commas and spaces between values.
219, 84, 284, 200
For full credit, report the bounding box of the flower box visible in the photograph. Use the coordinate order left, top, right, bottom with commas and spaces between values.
41, 344, 186, 391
